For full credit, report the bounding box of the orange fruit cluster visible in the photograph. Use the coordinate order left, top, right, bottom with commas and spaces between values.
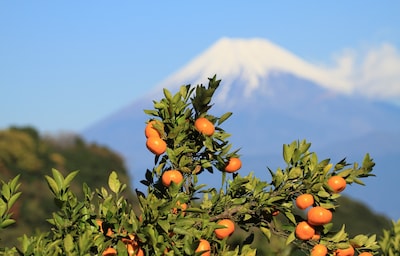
145, 120, 167, 156
295, 206, 332, 240
172, 201, 188, 216
101, 232, 144, 256
293, 174, 362, 255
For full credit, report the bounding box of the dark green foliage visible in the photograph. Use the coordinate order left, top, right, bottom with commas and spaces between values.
332, 196, 391, 237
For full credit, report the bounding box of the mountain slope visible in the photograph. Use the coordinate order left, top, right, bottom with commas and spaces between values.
82, 37, 400, 220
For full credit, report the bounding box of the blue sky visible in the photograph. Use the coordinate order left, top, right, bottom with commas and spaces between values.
1, 1, 399, 133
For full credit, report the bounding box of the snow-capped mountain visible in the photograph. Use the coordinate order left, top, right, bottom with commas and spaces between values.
148, 37, 352, 102
82, 37, 400, 220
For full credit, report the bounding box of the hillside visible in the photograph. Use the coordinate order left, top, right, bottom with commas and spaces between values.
0, 126, 136, 248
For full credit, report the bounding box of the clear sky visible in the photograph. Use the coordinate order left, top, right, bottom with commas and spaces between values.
1, 1, 399, 133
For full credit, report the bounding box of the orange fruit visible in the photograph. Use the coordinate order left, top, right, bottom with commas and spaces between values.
295, 193, 314, 210
224, 157, 242, 173
307, 206, 332, 226
327, 175, 347, 193
146, 136, 167, 155
145, 120, 162, 138
121, 233, 137, 245
195, 239, 211, 256
214, 219, 235, 239
127, 243, 144, 256
172, 201, 188, 215
295, 221, 315, 240
311, 244, 328, 256
96, 219, 114, 237
311, 231, 321, 241
335, 245, 355, 256
358, 253, 373, 256
161, 170, 183, 187
103, 247, 117, 256
195, 117, 215, 136
272, 210, 280, 216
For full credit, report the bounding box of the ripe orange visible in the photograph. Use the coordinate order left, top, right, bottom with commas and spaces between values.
358, 253, 373, 256
146, 136, 167, 155
224, 157, 242, 173
195, 117, 215, 136
335, 245, 355, 256
295, 221, 315, 240
295, 193, 314, 210
307, 206, 332, 226
214, 219, 235, 239
102, 247, 117, 256
272, 210, 280, 216
311, 244, 328, 256
127, 243, 144, 256
121, 233, 137, 245
327, 175, 347, 193
172, 201, 188, 215
96, 219, 113, 237
145, 120, 162, 138
195, 239, 211, 256
311, 232, 321, 241
161, 170, 183, 187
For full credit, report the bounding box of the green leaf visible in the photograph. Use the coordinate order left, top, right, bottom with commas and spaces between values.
218, 112, 232, 125
51, 168, 65, 188
64, 170, 79, 187
7, 192, 21, 209
10, 175, 21, 192
284, 211, 297, 224
172, 90, 182, 104
0, 199, 7, 216
179, 85, 188, 99
286, 231, 296, 245
317, 190, 331, 198
64, 234, 74, 253
260, 226, 271, 239
288, 167, 302, 179
331, 225, 348, 242
158, 219, 170, 233
45, 175, 59, 195
143, 109, 159, 116
163, 88, 173, 102
298, 140, 311, 154
0, 218, 16, 229
283, 144, 293, 164
1, 183, 10, 200
108, 171, 121, 194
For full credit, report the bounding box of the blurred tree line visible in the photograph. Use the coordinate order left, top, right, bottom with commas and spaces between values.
0, 126, 392, 254
0, 126, 136, 248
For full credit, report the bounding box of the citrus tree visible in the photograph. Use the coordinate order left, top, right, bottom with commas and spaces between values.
0, 75, 396, 255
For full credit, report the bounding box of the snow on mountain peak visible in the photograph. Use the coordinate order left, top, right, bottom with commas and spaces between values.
154, 37, 353, 101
